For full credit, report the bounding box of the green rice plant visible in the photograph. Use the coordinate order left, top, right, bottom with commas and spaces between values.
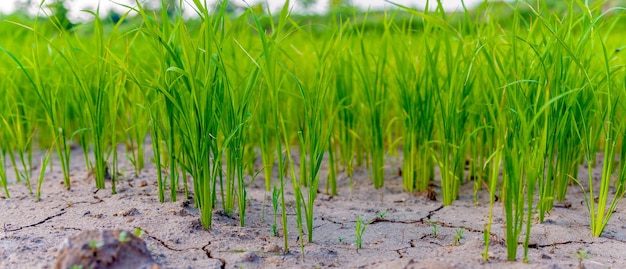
289, 18, 345, 241
433, 9, 474, 205
575, 47, 625, 238
136, 0, 253, 228
524, 0, 626, 237
392, 27, 435, 193
453, 228, 464, 246
12, 5, 118, 192
258, 99, 277, 192
531, 0, 597, 221
481, 142, 502, 262
427, 219, 439, 238
297, 128, 308, 188
353, 11, 390, 189
98, 9, 156, 183
70, 9, 114, 192
123, 97, 150, 178
219, 60, 259, 225
258, 138, 276, 189
162, 102, 180, 202
0, 26, 70, 189
0, 121, 11, 197
333, 50, 359, 188
276, 133, 290, 253
36, 149, 52, 201
117, 231, 131, 243
326, 136, 337, 196
242, 0, 293, 197
293, 73, 332, 243
469, 17, 507, 260
135, 0, 187, 213
498, 14, 536, 264
499, 98, 549, 262
243, 0, 302, 227
155, 1, 181, 203
7, 102, 35, 190
0, 111, 32, 193
494, 23, 551, 262
392, 1, 477, 204
522, 119, 548, 263
0, 149, 8, 198
104, 29, 135, 195
279, 113, 305, 254
107, 20, 150, 179
209, 0, 298, 248
355, 215, 370, 252
326, 17, 360, 180
149, 100, 165, 203
572, 248, 592, 268
270, 183, 279, 237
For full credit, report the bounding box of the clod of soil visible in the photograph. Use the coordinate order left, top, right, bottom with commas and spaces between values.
54, 229, 160, 269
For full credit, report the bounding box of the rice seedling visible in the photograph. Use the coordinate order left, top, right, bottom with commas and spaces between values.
573, 248, 592, 268
36, 149, 52, 201
427, 219, 439, 238
354, 215, 370, 252
270, 183, 279, 237
453, 228, 464, 246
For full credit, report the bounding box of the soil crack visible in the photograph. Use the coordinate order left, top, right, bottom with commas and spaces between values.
530, 241, 574, 248
144, 231, 228, 266
528, 240, 599, 249
395, 247, 409, 258
369, 217, 420, 225
4, 210, 66, 232
363, 206, 445, 225
52, 225, 82, 231
432, 221, 504, 245
424, 205, 444, 220
203, 243, 226, 269
141, 229, 200, 252
320, 216, 346, 226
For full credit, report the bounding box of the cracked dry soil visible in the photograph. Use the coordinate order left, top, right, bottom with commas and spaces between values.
1, 147, 626, 269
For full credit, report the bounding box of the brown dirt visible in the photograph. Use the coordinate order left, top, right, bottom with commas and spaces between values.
1, 146, 625, 269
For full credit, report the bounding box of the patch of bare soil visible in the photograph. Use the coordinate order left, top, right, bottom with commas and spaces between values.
1, 146, 625, 269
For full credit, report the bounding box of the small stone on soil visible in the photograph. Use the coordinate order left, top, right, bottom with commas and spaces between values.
119, 208, 139, 217
262, 243, 282, 253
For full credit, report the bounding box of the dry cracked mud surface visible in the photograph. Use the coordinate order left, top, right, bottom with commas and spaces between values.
1, 146, 625, 268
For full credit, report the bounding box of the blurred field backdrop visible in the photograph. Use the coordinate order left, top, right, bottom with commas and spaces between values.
1, 0, 626, 262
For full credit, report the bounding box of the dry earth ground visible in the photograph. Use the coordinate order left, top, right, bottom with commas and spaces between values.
1, 145, 625, 268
